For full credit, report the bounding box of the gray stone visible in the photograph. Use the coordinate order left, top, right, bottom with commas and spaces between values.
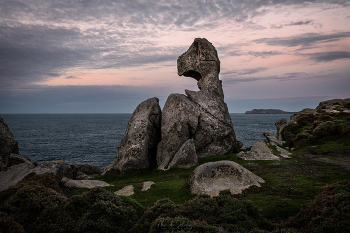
236, 140, 244, 149
189, 161, 265, 196
276, 146, 292, 158
157, 38, 237, 170
7, 153, 32, 167
74, 164, 102, 175
316, 98, 350, 113
64, 179, 113, 189
32, 160, 71, 179
237, 140, 280, 160
275, 118, 288, 142
162, 139, 198, 170
263, 132, 281, 146
141, 181, 155, 191
107, 97, 161, 172
0, 117, 19, 171
114, 185, 134, 196
0, 161, 35, 192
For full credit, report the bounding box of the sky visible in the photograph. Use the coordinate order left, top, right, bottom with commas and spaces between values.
0, 0, 349, 114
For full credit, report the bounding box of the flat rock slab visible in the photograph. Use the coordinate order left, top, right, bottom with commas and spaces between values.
141, 181, 155, 191
115, 185, 134, 196
0, 162, 35, 192
64, 179, 113, 189
277, 146, 292, 158
237, 141, 280, 160
189, 161, 265, 197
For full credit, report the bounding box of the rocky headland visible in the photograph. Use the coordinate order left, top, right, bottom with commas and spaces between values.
245, 109, 294, 114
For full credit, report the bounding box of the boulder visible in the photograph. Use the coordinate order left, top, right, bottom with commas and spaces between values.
63, 178, 113, 189
32, 160, 71, 179
237, 140, 280, 160
276, 146, 292, 158
160, 139, 198, 170
157, 38, 237, 170
114, 185, 134, 196
7, 153, 32, 167
141, 181, 155, 191
107, 97, 161, 172
0, 161, 35, 192
0, 117, 19, 171
263, 132, 281, 146
275, 118, 288, 142
189, 161, 265, 196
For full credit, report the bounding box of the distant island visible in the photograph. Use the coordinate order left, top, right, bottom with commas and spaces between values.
245, 109, 294, 114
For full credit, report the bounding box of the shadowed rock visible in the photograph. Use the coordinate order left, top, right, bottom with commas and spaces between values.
275, 118, 288, 142
164, 139, 198, 170
107, 97, 161, 172
0, 117, 19, 171
189, 161, 265, 196
157, 38, 237, 170
0, 161, 35, 192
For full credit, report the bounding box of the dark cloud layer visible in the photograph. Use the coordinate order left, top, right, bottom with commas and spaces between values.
254, 32, 350, 48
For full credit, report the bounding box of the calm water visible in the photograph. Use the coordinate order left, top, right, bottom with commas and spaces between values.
1, 113, 291, 168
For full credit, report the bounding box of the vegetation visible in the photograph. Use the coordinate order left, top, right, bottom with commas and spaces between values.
1, 110, 349, 232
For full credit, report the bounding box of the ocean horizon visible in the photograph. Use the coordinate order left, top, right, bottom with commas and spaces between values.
1, 113, 293, 169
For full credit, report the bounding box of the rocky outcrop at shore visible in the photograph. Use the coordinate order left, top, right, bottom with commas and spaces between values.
105, 38, 238, 172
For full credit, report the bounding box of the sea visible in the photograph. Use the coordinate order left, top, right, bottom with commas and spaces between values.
1, 113, 292, 169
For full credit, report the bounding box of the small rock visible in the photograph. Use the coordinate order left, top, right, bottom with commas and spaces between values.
32, 160, 71, 179
189, 161, 265, 196
7, 153, 31, 167
237, 141, 280, 160
141, 181, 155, 191
64, 179, 113, 189
276, 146, 292, 158
114, 185, 134, 196
275, 118, 288, 142
263, 132, 282, 146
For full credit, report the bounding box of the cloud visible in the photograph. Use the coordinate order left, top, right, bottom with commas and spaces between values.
221, 67, 269, 76
305, 51, 350, 62
253, 31, 350, 48
271, 20, 322, 29
222, 72, 311, 84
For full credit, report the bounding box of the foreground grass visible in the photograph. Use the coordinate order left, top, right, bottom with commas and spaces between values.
93, 146, 350, 222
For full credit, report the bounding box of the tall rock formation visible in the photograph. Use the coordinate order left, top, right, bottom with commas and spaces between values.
107, 97, 161, 171
157, 38, 237, 170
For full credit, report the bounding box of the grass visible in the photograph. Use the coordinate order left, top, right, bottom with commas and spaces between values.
90, 147, 350, 223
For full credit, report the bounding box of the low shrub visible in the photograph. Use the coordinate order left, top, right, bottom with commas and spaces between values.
285, 181, 350, 233
0, 211, 26, 233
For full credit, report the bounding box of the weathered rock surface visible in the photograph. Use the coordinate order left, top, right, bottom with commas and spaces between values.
7, 153, 32, 167
157, 38, 237, 170
141, 181, 155, 191
160, 139, 198, 170
237, 140, 280, 160
275, 118, 288, 142
0, 117, 19, 171
189, 161, 265, 196
0, 161, 35, 192
115, 185, 134, 196
316, 98, 350, 113
276, 146, 292, 158
107, 97, 161, 172
263, 132, 281, 146
63, 179, 113, 189
32, 160, 71, 179
71, 163, 102, 179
